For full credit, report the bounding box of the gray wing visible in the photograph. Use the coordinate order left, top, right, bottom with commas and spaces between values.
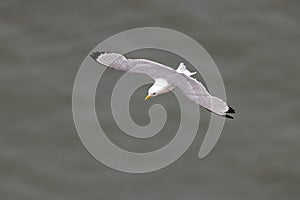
90, 51, 175, 79
168, 76, 235, 118
90, 52, 235, 118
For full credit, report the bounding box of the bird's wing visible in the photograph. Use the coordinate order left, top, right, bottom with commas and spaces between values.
90, 51, 175, 79
90, 51, 235, 118
167, 75, 235, 118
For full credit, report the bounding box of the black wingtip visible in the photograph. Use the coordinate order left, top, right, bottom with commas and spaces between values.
90, 51, 106, 61
224, 106, 235, 119
226, 106, 236, 114
225, 114, 234, 119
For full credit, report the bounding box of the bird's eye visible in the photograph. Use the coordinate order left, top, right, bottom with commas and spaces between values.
152, 92, 156, 95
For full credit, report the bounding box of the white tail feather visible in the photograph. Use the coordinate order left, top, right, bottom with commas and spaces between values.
176, 63, 197, 77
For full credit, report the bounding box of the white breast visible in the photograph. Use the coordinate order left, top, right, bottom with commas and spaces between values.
153, 78, 174, 94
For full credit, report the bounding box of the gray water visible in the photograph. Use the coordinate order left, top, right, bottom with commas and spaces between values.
1, 0, 300, 199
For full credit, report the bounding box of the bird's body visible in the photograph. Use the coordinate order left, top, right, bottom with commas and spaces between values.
90, 51, 235, 119
148, 78, 174, 96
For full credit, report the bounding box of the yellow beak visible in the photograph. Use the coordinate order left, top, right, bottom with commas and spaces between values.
144, 95, 151, 101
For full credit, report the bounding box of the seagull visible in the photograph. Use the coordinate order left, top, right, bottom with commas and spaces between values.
90, 51, 235, 119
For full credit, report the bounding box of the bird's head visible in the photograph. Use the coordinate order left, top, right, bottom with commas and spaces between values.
145, 86, 160, 100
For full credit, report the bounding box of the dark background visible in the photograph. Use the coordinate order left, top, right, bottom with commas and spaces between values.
1, 0, 299, 199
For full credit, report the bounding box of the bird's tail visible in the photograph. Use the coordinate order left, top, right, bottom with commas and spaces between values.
176, 63, 197, 77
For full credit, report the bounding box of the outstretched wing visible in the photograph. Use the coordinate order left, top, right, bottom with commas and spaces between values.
90, 51, 175, 78
167, 75, 235, 118
90, 51, 235, 118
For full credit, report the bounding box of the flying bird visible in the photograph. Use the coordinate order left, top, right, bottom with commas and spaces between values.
90, 51, 235, 119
